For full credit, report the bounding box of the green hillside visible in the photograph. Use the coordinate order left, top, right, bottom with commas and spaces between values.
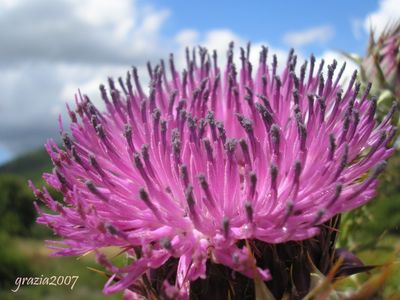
0, 147, 121, 299
0, 148, 52, 183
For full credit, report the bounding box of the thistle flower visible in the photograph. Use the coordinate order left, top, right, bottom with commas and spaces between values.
31, 43, 396, 299
352, 23, 400, 107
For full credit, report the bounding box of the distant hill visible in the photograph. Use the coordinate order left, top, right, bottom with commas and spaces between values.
0, 148, 52, 182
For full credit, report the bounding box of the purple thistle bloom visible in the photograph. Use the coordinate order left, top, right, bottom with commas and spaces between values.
31, 43, 395, 299
362, 23, 400, 98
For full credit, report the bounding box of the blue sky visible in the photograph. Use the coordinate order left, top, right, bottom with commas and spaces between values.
150, 0, 377, 54
0, 0, 398, 165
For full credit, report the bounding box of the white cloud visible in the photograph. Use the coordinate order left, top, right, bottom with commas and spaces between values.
175, 29, 199, 46
283, 25, 334, 48
138, 7, 170, 35
173, 29, 244, 70
0, 0, 20, 10
351, 18, 364, 40
73, 0, 136, 28
364, 0, 400, 36
319, 50, 359, 82
173, 28, 291, 72
0, 0, 171, 156
201, 30, 245, 51
0, 0, 172, 65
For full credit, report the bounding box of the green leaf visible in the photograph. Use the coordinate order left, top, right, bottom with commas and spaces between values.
377, 89, 395, 106
339, 52, 363, 65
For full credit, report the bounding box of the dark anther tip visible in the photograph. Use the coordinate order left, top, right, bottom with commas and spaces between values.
249, 171, 257, 185
139, 188, 149, 202
225, 138, 238, 153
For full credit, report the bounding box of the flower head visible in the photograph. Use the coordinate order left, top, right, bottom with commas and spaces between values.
361, 23, 400, 102
31, 43, 395, 299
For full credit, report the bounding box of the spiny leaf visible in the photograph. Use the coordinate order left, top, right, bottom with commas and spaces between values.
255, 276, 276, 300
342, 262, 394, 300
77, 249, 94, 260
303, 255, 344, 300
87, 266, 109, 278
334, 248, 378, 277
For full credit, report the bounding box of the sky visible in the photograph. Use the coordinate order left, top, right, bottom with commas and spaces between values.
0, 0, 399, 164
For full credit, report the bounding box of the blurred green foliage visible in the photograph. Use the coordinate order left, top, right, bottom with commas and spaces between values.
0, 148, 121, 299
0, 148, 53, 183
339, 150, 400, 250
0, 233, 33, 290
0, 174, 36, 236
0, 236, 122, 300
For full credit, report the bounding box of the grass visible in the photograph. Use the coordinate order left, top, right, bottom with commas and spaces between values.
0, 237, 123, 300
